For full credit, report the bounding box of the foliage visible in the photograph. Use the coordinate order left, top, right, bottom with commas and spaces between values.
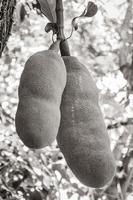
0, 0, 133, 199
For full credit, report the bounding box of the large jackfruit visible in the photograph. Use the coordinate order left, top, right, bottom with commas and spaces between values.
57, 56, 116, 188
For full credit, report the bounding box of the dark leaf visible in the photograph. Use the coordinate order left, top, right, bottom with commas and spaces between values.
20, 4, 27, 23
45, 23, 58, 34
81, 1, 98, 18
37, 0, 56, 22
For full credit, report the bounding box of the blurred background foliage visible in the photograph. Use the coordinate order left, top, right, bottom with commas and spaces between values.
0, 0, 133, 199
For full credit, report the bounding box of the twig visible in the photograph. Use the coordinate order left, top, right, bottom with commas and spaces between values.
121, 168, 133, 199
117, 181, 124, 200
107, 118, 133, 129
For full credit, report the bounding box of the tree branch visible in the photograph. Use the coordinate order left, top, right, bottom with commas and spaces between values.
119, 0, 132, 66
0, 0, 16, 57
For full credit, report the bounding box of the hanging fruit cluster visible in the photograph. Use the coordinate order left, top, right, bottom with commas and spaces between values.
15, 0, 116, 188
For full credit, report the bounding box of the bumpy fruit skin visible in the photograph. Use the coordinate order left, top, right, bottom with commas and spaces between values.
15, 50, 66, 149
57, 56, 116, 188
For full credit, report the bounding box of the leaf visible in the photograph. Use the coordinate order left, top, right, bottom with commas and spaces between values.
52, 163, 70, 182
45, 23, 58, 34
81, 1, 98, 18
20, 4, 27, 23
71, 1, 98, 32
37, 0, 56, 22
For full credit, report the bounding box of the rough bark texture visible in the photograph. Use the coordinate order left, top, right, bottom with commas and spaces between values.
0, 0, 16, 57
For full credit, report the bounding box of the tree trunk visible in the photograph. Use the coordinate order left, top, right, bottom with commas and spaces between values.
0, 0, 16, 57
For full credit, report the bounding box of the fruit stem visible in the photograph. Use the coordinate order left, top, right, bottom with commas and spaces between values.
49, 40, 60, 51
56, 0, 70, 56
60, 40, 70, 56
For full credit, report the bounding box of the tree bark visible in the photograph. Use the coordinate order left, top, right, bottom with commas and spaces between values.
0, 0, 16, 57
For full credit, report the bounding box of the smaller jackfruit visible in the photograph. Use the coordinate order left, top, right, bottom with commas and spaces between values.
15, 41, 67, 149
